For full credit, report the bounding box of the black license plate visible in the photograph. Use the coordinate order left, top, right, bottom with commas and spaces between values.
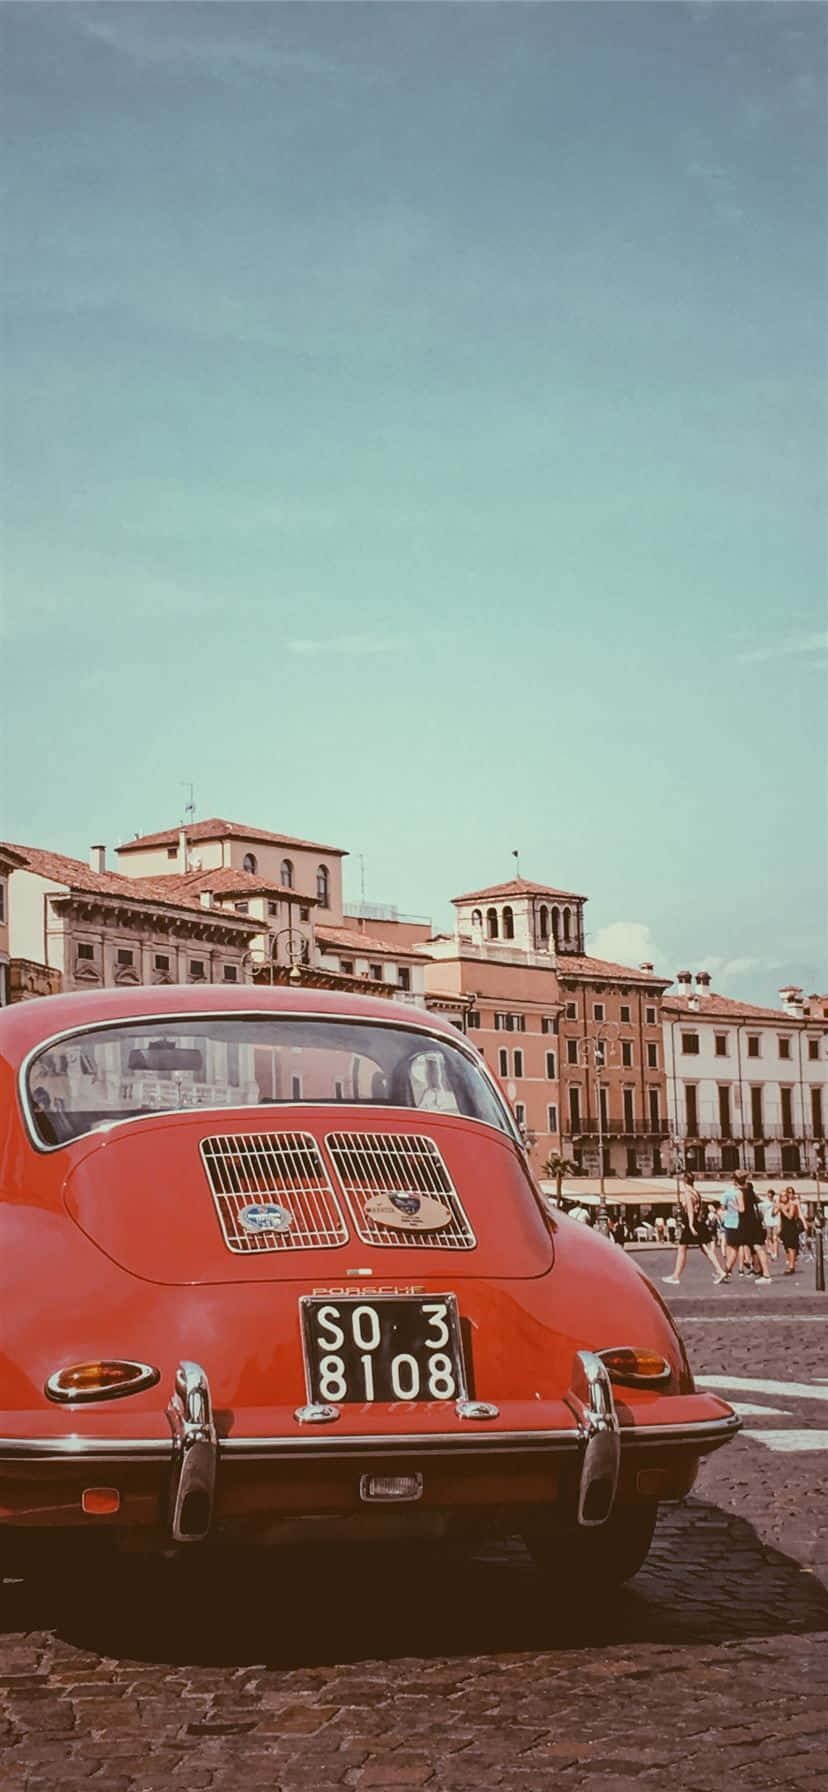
300, 1294, 466, 1404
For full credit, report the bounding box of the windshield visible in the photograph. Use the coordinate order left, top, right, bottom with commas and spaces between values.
25, 1015, 514, 1148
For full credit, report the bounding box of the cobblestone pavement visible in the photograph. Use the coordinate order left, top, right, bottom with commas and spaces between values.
2, 1299, 827, 1792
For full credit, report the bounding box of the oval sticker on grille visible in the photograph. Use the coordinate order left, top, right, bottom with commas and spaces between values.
364, 1193, 451, 1233
239, 1203, 293, 1235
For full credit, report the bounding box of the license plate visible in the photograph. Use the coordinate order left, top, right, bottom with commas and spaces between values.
300, 1294, 466, 1404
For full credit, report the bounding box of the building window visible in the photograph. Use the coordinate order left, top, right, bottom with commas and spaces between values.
808, 1039, 820, 1061
551, 906, 561, 947
562, 907, 571, 943
546, 1050, 556, 1079
471, 908, 483, 931
0, 883, 5, 924
714, 1033, 728, 1057
747, 1035, 760, 1057
76, 942, 95, 960
267, 900, 279, 917
541, 1016, 558, 1035
646, 1006, 656, 1025
620, 1004, 631, 1024
621, 1040, 633, 1067
566, 1038, 579, 1065
812, 1087, 824, 1136
593, 1003, 605, 1023
166, 846, 177, 859
778, 1037, 791, 1060
547, 1105, 558, 1133
681, 1032, 700, 1055
189, 959, 205, 979
369, 963, 383, 982
116, 948, 134, 967
495, 1012, 525, 1032
569, 1086, 581, 1129
648, 1088, 661, 1130
514, 1049, 524, 1078
780, 1087, 794, 1135
647, 1041, 658, 1069
565, 1001, 577, 1020
154, 953, 170, 972
685, 1085, 698, 1133
750, 1086, 763, 1135
280, 859, 294, 888
242, 852, 257, 874
234, 900, 249, 914
398, 967, 411, 991
299, 907, 310, 922
223, 965, 238, 982
718, 1086, 732, 1138
514, 1101, 526, 1127
340, 960, 354, 975
498, 1048, 509, 1077
623, 1088, 635, 1130
486, 907, 499, 940
316, 865, 330, 907
502, 905, 515, 940
538, 905, 549, 941
467, 1010, 481, 1029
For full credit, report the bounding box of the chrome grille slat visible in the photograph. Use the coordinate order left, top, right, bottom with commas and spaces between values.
325, 1132, 476, 1251
200, 1133, 348, 1253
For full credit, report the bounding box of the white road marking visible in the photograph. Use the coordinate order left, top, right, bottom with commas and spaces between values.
742, 1429, 828, 1452
696, 1375, 828, 1403
729, 1402, 791, 1418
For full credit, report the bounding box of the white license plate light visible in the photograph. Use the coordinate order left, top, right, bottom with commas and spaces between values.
359, 1473, 424, 1504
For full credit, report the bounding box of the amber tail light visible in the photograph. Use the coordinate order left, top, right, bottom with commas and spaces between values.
45, 1361, 160, 1404
598, 1348, 671, 1389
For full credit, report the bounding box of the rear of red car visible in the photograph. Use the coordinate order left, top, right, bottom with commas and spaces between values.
0, 989, 738, 1581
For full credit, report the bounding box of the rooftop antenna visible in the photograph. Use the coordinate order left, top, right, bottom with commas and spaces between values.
359, 853, 367, 904
512, 848, 521, 879
181, 782, 196, 827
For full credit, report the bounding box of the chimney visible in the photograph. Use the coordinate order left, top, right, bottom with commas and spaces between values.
90, 845, 106, 874
677, 970, 692, 985
179, 828, 189, 872
199, 890, 214, 910
695, 971, 711, 996
779, 984, 804, 1016
639, 961, 654, 973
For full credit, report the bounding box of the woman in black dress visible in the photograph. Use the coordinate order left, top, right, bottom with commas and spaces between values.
739, 1180, 772, 1282
663, 1174, 725, 1284
777, 1186, 802, 1274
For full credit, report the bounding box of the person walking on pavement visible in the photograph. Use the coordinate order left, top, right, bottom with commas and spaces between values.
663, 1173, 726, 1285
761, 1188, 780, 1261
719, 1171, 745, 1281
739, 1179, 772, 1283
778, 1185, 803, 1274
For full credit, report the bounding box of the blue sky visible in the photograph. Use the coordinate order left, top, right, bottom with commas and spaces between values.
2, 2, 826, 1003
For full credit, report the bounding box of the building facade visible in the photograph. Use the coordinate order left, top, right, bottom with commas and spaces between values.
115, 818, 347, 925
663, 972, 827, 1178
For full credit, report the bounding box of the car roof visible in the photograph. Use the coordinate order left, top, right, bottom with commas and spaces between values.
0, 985, 462, 1060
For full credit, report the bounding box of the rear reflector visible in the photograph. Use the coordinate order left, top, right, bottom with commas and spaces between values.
46, 1360, 160, 1403
598, 1348, 671, 1388
81, 1488, 121, 1515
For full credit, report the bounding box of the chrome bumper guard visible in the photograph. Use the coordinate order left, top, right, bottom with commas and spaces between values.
167, 1361, 217, 1544
568, 1349, 621, 1527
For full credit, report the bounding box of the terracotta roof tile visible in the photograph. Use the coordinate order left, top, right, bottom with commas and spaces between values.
159, 868, 315, 903
315, 924, 420, 960
1, 843, 259, 927
115, 817, 346, 856
663, 991, 818, 1025
453, 877, 586, 905
556, 953, 670, 986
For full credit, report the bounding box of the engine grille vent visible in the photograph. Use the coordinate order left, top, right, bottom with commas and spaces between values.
200, 1132, 348, 1253
325, 1132, 476, 1250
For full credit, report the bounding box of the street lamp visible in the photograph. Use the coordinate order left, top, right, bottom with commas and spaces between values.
578, 1036, 615, 1237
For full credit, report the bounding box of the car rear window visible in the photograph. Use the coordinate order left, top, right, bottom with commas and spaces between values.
25, 1015, 514, 1148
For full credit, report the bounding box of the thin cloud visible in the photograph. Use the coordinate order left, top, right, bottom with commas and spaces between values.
78, 14, 344, 82
735, 630, 828, 666
587, 922, 672, 976
287, 635, 411, 658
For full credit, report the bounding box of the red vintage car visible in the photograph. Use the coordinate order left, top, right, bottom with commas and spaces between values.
0, 985, 738, 1585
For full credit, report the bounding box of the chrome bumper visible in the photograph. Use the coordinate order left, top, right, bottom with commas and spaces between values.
0, 1351, 740, 1544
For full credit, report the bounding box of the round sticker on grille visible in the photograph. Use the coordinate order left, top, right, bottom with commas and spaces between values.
364, 1192, 452, 1232
239, 1203, 293, 1235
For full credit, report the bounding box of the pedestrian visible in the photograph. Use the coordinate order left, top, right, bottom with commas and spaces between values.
611, 1214, 627, 1249
739, 1179, 772, 1283
778, 1186, 803, 1273
663, 1173, 726, 1285
761, 1188, 780, 1261
719, 1171, 745, 1280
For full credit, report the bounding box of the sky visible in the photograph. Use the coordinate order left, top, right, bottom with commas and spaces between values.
1, 1, 826, 1005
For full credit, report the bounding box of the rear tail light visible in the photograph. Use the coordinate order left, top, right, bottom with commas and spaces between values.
45, 1360, 160, 1403
598, 1348, 671, 1388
